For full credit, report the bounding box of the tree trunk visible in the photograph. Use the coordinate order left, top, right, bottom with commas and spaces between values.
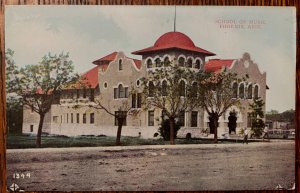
36, 113, 45, 148
212, 114, 219, 143
116, 118, 123, 146
169, 117, 175, 145
209, 113, 219, 143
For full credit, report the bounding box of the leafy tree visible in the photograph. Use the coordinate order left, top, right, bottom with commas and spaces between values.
7, 51, 78, 147
141, 63, 200, 145
266, 109, 294, 123
249, 98, 265, 137
196, 71, 244, 143
5, 49, 23, 134
267, 109, 279, 115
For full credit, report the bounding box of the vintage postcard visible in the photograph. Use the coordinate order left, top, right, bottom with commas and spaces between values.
5, 5, 296, 191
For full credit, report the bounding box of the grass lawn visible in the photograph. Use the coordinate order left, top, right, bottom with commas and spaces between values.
6, 134, 233, 149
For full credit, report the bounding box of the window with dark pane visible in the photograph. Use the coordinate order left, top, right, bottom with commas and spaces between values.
137, 93, 142, 108
191, 111, 198, 127
132, 93, 136, 108
179, 80, 186, 96
90, 113, 94, 124
148, 111, 154, 126
83, 113, 86, 124
178, 111, 185, 126
148, 81, 155, 97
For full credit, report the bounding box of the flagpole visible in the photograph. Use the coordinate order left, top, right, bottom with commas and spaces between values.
174, 6, 176, 32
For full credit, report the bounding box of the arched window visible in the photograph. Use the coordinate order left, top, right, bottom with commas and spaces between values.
118, 84, 125, 98
149, 81, 155, 97
155, 58, 162, 67
118, 59, 123, 71
195, 59, 201, 69
187, 58, 193, 68
178, 57, 185, 67
164, 57, 170, 67
179, 80, 186, 96
254, 85, 259, 99
162, 80, 168, 96
147, 59, 153, 68
247, 84, 253, 99
232, 82, 238, 98
239, 83, 245, 99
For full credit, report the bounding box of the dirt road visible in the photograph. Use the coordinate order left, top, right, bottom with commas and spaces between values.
6, 141, 295, 191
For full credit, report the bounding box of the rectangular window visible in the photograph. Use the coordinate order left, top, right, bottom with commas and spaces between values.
191, 111, 198, 127
30, 125, 33, 132
77, 113, 80, 124
115, 111, 127, 126
90, 113, 94, 124
76, 89, 80, 98
71, 113, 74, 124
119, 60, 123, 70
148, 111, 154, 126
53, 116, 58, 123
178, 111, 185, 127
247, 113, 252, 127
132, 94, 136, 108
125, 87, 128, 98
137, 93, 142, 108
114, 88, 118, 99
83, 113, 86, 124
119, 86, 124, 98
67, 113, 69, 123
83, 88, 87, 98
90, 89, 95, 101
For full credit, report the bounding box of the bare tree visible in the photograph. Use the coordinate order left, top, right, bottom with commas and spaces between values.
196, 71, 244, 143
141, 63, 200, 145
88, 95, 139, 146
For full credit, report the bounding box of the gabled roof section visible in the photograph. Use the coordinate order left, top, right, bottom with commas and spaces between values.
205, 59, 235, 72
81, 66, 99, 88
92, 52, 118, 65
128, 58, 142, 69
132, 31, 215, 56
92, 51, 142, 70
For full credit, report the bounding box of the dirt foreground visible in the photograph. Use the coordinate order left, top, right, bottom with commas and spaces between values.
6, 141, 295, 191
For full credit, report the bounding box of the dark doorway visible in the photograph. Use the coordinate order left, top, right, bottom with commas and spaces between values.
228, 111, 237, 134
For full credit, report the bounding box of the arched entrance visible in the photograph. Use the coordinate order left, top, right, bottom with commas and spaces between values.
228, 111, 237, 134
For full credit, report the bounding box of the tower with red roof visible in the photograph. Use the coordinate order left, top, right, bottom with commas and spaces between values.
132, 31, 215, 71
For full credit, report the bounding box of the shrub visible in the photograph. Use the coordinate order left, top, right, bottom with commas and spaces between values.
158, 119, 181, 141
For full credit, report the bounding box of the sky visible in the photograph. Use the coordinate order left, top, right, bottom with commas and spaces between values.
5, 6, 296, 113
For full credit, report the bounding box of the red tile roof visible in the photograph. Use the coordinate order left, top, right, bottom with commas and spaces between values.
132, 31, 215, 56
81, 66, 99, 88
92, 52, 118, 64
92, 51, 141, 70
205, 59, 234, 72
130, 58, 142, 69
